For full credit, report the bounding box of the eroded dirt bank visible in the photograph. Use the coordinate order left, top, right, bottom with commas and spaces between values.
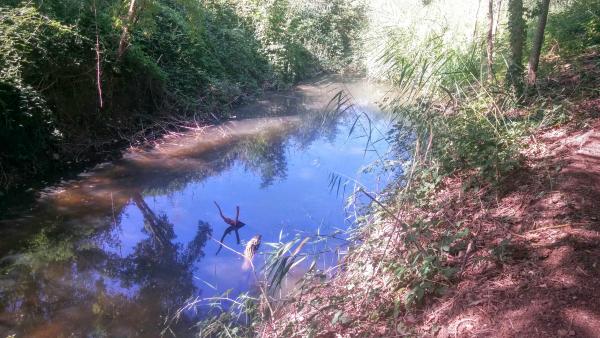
420, 105, 600, 337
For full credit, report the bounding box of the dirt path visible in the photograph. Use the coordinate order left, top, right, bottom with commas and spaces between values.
422, 109, 600, 337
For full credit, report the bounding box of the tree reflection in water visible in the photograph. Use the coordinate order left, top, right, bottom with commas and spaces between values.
0, 194, 212, 337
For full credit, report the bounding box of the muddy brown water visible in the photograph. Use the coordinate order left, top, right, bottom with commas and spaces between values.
0, 77, 395, 337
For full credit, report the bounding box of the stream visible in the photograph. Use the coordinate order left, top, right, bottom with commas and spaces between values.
0, 77, 394, 337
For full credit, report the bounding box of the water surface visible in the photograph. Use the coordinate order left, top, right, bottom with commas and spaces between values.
0, 77, 393, 337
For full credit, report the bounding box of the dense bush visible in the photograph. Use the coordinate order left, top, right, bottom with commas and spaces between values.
545, 0, 600, 55
431, 104, 523, 182
0, 6, 88, 185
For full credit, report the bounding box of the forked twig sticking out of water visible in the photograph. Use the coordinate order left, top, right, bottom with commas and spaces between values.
214, 201, 246, 255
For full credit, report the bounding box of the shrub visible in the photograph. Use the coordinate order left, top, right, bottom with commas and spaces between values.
545, 0, 600, 55
0, 6, 86, 181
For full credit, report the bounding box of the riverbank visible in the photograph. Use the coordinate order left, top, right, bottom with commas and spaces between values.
0, 74, 318, 213
419, 108, 600, 337
3, 0, 600, 336
258, 51, 600, 337
264, 114, 600, 337
0, 1, 365, 199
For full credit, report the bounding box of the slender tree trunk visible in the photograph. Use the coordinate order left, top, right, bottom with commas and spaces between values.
95, 35, 103, 108
473, 0, 482, 41
506, 0, 526, 96
494, 0, 503, 39
118, 0, 138, 59
93, 0, 103, 108
526, 0, 551, 86
487, 0, 495, 82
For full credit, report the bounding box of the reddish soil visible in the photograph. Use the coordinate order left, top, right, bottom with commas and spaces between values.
263, 112, 600, 338
263, 53, 600, 338
419, 110, 600, 337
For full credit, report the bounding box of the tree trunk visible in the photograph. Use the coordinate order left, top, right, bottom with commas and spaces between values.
93, 0, 103, 108
487, 0, 495, 82
506, 0, 526, 96
526, 0, 551, 87
494, 0, 503, 39
118, 0, 138, 59
472, 0, 482, 41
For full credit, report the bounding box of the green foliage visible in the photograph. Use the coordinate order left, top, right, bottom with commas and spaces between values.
431, 105, 523, 182
8, 229, 75, 272
0, 82, 55, 173
374, 22, 490, 104
0, 6, 87, 82
196, 311, 255, 338
0, 6, 86, 181
227, 0, 366, 84
387, 98, 523, 185
193, 294, 260, 338
126, 0, 270, 108
491, 238, 512, 262
380, 221, 468, 306
263, 236, 308, 291
0, 0, 366, 190
545, 0, 600, 56
371, 6, 526, 183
